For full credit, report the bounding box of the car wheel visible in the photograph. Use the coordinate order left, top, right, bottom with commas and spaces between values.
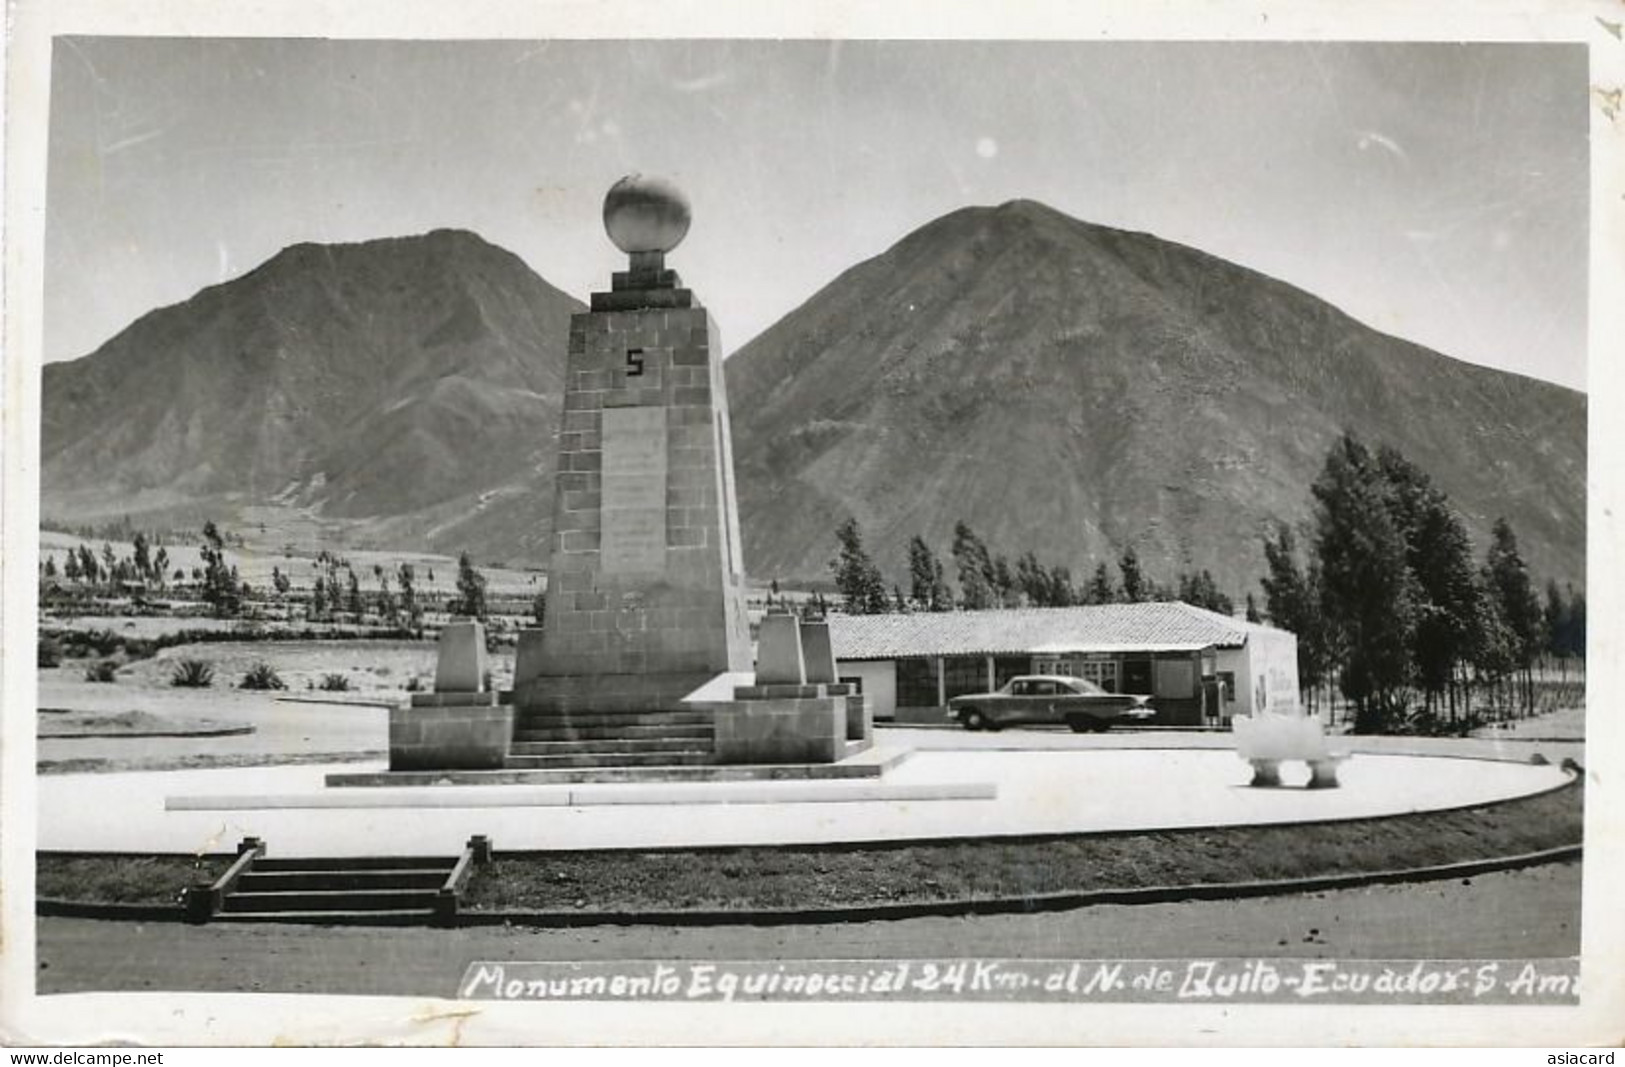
1066, 716, 1091, 734
960, 708, 986, 732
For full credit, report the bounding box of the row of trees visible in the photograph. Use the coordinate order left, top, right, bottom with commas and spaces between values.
830, 518, 1237, 616
43, 531, 174, 592
42, 521, 501, 628
1260, 433, 1584, 732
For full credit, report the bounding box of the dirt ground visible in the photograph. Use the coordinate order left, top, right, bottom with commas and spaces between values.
34, 862, 1580, 998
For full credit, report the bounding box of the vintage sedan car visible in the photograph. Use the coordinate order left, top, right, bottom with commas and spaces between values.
947, 674, 1155, 732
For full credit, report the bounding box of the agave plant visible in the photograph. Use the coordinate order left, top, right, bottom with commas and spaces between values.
169, 658, 215, 688
240, 662, 287, 691
318, 672, 352, 692
83, 660, 119, 683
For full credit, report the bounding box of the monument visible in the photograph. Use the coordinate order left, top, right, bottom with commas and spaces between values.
377, 175, 875, 779
511, 174, 753, 718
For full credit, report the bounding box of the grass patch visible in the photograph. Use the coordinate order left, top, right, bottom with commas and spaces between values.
36, 854, 229, 906
37, 750, 384, 775
463, 781, 1582, 914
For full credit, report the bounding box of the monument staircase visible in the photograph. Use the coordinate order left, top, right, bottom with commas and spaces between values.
507, 708, 716, 769
184, 837, 489, 927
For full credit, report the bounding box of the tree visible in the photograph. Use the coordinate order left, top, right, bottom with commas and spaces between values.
1177, 569, 1233, 615
77, 545, 99, 585
272, 567, 292, 598
345, 566, 363, 618
1261, 524, 1330, 706
63, 552, 81, 582
397, 563, 423, 633
42, 555, 58, 580
991, 555, 1017, 607
1015, 552, 1048, 607
1245, 592, 1261, 623
1376, 446, 1481, 721
830, 517, 888, 615
1086, 562, 1115, 604
132, 532, 152, 583
1311, 434, 1417, 732
312, 577, 328, 620
1542, 580, 1566, 661
951, 522, 997, 610
1118, 547, 1147, 603
198, 521, 239, 618
1484, 518, 1541, 716
907, 537, 952, 611
451, 552, 489, 621
892, 584, 909, 613
1562, 583, 1586, 660
373, 565, 397, 625
152, 547, 169, 589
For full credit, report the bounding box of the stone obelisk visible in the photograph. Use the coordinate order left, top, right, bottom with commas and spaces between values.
514, 175, 752, 715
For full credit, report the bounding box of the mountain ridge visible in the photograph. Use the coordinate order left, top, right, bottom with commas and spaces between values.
723, 199, 1584, 594
41, 207, 1584, 597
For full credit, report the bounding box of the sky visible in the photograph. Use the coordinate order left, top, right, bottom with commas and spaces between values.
45, 37, 1589, 389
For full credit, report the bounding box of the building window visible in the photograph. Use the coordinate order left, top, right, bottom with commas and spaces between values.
839, 676, 863, 694
1074, 659, 1119, 693
943, 656, 989, 700
1153, 657, 1197, 699
896, 657, 939, 708
994, 656, 1028, 689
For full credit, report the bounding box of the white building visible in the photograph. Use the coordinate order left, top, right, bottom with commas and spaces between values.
829, 602, 1300, 726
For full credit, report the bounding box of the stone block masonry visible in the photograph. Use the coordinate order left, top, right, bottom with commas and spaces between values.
517, 296, 752, 713
389, 703, 513, 771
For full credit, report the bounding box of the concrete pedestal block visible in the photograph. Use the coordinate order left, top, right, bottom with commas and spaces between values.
514, 628, 547, 689
844, 692, 872, 744
755, 613, 806, 685
410, 692, 498, 709
435, 621, 489, 693
799, 621, 837, 684
389, 702, 512, 771
699, 695, 845, 764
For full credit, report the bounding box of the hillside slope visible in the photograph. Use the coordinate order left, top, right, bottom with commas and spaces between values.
724, 200, 1585, 593
42, 229, 582, 563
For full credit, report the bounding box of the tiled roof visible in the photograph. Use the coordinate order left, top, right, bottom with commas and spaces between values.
828, 602, 1289, 660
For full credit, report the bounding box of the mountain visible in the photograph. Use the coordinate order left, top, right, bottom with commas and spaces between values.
41, 229, 583, 563
43, 207, 1585, 596
723, 200, 1585, 595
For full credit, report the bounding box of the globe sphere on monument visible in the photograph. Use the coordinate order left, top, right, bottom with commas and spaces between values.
603, 174, 691, 254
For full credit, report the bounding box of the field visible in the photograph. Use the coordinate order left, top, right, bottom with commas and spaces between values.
39, 529, 544, 599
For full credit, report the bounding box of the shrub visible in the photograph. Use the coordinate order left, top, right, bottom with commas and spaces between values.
83, 660, 119, 683
404, 675, 423, 693
38, 636, 62, 669
82, 628, 123, 657
240, 662, 287, 691
318, 673, 352, 692
169, 658, 215, 688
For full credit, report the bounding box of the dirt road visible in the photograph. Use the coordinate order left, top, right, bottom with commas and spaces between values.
35, 861, 1579, 998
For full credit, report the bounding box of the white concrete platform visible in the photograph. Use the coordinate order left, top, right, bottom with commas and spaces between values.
168, 778, 996, 810
36, 747, 1571, 858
